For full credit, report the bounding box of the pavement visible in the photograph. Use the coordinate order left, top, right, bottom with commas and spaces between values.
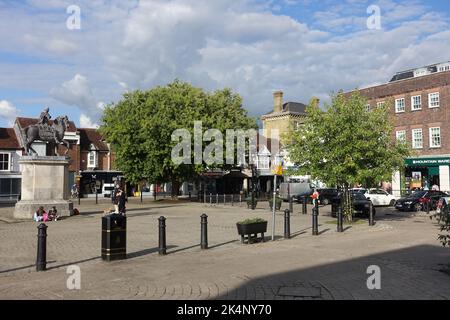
0, 197, 449, 300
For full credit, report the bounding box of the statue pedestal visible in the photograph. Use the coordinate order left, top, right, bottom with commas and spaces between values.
14, 156, 73, 219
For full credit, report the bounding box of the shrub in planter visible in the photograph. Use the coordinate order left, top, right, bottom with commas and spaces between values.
236, 218, 268, 243
245, 197, 258, 208
268, 196, 283, 211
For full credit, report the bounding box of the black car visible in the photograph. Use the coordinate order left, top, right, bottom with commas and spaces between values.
331, 192, 375, 218
294, 188, 338, 205
317, 188, 339, 205
395, 190, 448, 212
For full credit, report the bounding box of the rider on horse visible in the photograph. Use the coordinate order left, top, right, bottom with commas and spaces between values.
38, 107, 51, 126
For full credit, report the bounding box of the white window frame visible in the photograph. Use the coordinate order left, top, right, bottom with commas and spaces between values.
412, 129, 423, 149
257, 156, 270, 170
396, 130, 406, 142
87, 144, 98, 168
428, 92, 440, 108
411, 95, 422, 111
377, 101, 385, 108
429, 127, 441, 148
0, 153, 10, 171
365, 104, 370, 112
395, 98, 405, 113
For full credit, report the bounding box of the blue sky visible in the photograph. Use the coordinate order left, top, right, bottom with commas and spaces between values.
0, 0, 449, 128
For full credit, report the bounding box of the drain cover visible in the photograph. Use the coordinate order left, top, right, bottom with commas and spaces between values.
277, 285, 322, 298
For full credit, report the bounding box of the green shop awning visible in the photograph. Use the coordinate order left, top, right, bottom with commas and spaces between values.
405, 157, 450, 167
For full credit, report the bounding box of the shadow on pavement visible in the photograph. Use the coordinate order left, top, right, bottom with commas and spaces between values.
127, 246, 177, 259
215, 244, 450, 300
46, 256, 101, 271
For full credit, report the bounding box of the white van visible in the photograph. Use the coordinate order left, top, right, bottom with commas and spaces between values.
102, 183, 115, 198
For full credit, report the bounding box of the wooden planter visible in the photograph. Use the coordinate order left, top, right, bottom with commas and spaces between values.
269, 200, 282, 211
245, 198, 258, 209
236, 221, 267, 244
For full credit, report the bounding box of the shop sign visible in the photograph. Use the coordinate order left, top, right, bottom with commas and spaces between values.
405, 157, 450, 166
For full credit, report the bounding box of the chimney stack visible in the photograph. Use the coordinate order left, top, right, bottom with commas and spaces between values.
273, 90, 283, 113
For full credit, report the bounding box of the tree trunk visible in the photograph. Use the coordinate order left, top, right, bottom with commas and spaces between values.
171, 177, 180, 199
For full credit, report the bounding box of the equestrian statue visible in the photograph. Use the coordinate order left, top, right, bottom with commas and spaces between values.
21, 108, 71, 156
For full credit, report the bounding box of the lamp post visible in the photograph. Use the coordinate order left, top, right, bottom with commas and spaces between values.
271, 153, 283, 241
251, 164, 257, 210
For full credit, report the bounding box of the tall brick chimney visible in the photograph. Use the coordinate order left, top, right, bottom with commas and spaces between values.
273, 90, 283, 113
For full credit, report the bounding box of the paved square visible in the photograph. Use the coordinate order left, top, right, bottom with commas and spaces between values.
0, 198, 449, 300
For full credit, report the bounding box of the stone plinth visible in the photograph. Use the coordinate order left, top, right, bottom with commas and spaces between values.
14, 156, 73, 219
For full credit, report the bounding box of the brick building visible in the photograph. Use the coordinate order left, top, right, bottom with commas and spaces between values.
350, 61, 450, 194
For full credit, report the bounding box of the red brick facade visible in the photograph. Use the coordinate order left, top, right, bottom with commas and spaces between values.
351, 70, 450, 156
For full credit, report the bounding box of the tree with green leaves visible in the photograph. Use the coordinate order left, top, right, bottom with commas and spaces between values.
100, 80, 257, 198
284, 91, 411, 220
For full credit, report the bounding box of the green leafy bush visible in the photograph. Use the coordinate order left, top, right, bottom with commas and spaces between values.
237, 218, 267, 225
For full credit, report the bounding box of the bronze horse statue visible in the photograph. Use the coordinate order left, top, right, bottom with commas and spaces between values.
22, 115, 71, 156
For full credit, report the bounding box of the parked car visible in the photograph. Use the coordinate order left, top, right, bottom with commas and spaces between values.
365, 188, 397, 207
331, 192, 375, 217
395, 190, 448, 212
316, 188, 339, 205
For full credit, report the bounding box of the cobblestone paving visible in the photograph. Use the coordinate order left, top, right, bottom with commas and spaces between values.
0, 198, 449, 299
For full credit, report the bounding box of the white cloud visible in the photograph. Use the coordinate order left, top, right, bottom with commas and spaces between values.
79, 114, 99, 129
0, 100, 19, 126
0, 0, 449, 124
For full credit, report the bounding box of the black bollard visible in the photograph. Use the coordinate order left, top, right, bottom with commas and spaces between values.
284, 209, 291, 239
302, 196, 307, 214
224, 194, 226, 205
231, 194, 234, 206
210, 193, 212, 206
96, 190, 98, 205
78, 189, 81, 205
369, 201, 375, 226
337, 205, 344, 232
200, 214, 208, 249
312, 201, 319, 235
288, 196, 293, 215
36, 223, 48, 271
251, 190, 256, 210
426, 200, 430, 214
158, 216, 167, 255
141, 189, 143, 203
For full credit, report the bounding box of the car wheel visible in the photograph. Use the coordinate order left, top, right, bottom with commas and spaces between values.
414, 203, 422, 212
389, 199, 395, 207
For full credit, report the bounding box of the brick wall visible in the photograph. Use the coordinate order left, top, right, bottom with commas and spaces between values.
353, 71, 450, 156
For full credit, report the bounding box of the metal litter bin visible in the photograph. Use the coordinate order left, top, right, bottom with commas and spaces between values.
102, 214, 126, 261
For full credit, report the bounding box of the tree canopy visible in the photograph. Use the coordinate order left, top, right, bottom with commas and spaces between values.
99, 80, 257, 196
284, 91, 410, 218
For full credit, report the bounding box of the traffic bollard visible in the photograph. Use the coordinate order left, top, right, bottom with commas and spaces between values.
426, 200, 430, 215
284, 209, 291, 239
36, 223, 48, 271
158, 216, 167, 255
216, 193, 219, 205
312, 201, 319, 235
210, 193, 212, 206
337, 205, 344, 232
302, 196, 307, 214
369, 202, 375, 226
231, 194, 234, 206
201, 214, 208, 250
224, 194, 226, 205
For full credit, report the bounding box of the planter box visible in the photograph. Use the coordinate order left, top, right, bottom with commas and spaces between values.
236, 221, 267, 244
269, 202, 282, 211
245, 197, 258, 209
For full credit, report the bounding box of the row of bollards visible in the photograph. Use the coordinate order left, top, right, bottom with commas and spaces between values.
35, 200, 378, 271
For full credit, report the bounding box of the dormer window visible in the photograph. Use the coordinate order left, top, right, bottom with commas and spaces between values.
87, 144, 98, 168
0, 153, 10, 171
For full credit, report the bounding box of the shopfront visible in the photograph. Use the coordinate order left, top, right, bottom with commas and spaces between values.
402, 157, 450, 192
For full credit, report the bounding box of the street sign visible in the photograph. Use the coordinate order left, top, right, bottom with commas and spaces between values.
272, 164, 283, 176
